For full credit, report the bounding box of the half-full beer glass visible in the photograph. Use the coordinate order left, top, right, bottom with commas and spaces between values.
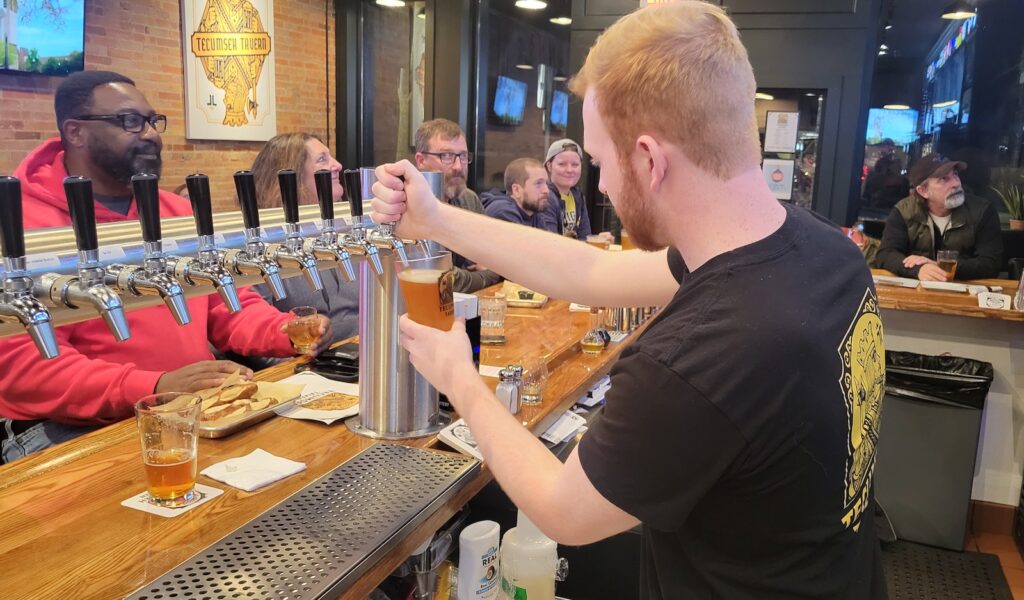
135, 393, 201, 507
397, 251, 455, 330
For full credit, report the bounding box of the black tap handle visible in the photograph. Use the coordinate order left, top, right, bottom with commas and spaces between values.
314, 169, 334, 221
131, 173, 162, 243
277, 169, 300, 224
234, 170, 261, 230
185, 174, 215, 237
343, 169, 363, 217
63, 176, 99, 252
0, 176, 26, 258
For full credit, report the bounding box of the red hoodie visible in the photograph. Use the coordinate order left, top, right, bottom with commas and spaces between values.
1, 138, 294, 425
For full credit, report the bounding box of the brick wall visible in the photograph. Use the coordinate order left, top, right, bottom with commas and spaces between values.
0, 0, 337, 212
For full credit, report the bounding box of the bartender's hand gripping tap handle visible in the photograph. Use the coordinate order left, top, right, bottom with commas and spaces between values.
0, 176, 59, 358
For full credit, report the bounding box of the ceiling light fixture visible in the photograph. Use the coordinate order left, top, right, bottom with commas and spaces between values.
755, 92, 774, 101
516, 64, 535, 70
883, 104, 911, 110
553, 75, 568, 82
879, 43, 889, 50
515, 0, 548, 10
550, 16, 572, 26
885, 24, 893, 30
417, 8, 426, 19
941, 1, 976, 19
933, 99, 958, 108
376, 0, 406, 6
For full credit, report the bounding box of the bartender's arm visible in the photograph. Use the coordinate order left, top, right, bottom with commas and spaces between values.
372, 161, 678, 308
400, 316, 641, 544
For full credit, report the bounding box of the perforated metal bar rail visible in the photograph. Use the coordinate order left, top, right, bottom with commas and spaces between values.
127, 443, 479, 600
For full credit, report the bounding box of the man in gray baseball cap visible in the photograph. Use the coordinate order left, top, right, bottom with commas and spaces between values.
875, 153, 1002, 280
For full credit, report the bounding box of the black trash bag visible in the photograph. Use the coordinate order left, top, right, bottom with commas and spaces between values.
885, 351, 994, 410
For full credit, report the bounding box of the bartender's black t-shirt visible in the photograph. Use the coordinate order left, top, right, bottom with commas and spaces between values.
579, 203, 887, 599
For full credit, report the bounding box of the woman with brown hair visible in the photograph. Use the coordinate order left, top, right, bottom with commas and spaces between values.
243, 132, 359, 365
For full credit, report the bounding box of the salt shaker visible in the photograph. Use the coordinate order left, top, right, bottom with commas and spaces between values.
496, 368, 518, 414
508, 364, 524, 413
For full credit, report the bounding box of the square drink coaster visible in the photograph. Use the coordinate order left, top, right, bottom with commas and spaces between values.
121, 483, 224, 518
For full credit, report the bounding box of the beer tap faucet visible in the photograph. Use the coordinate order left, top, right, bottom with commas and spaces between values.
264, 169, 324, 292
305, 169, 356, 282
33, 177, 130, 341
104, 174, 191, 326
341, 169, 384, 276
221, 170, 286, 300
362, 167, 410, 265
166, 173, 243, 313
0, 176, 59, 359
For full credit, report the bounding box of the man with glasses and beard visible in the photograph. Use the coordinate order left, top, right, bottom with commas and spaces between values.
0, 70, 328, 463
875, 153, 1002, 280
413, 118, 502, 293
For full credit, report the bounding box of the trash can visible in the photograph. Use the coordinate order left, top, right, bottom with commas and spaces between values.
874, 351, 994, 551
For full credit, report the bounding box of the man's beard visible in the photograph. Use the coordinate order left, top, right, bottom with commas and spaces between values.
91, 138, 162, 185
444, 171, 466, 202
616, 159, 666, 252
523, 194, 548, 214
944, 187, 965, 210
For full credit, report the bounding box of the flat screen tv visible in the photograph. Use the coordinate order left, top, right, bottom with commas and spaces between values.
550, 90, 568, 130
1, 0, 85, 74
492, 75, 527, 127
865, 107, 918, 146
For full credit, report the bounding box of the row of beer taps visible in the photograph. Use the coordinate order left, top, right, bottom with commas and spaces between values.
0, 167, 414, 360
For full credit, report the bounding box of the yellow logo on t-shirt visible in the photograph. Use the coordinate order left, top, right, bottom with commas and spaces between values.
838, 289, 885, 531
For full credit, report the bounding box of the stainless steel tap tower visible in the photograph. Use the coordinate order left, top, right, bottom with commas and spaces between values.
346, 170, 450, 440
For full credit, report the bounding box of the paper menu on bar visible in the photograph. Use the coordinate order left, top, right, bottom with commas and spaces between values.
274, 372, 359, 424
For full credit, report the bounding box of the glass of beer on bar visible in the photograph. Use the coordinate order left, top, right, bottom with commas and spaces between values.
937, 250, 959, 280
586, 234, 610, 250
135, 393, 201, 507
398, 251, 455, 330
620, 229, 636, 251
286, 306, 322, 354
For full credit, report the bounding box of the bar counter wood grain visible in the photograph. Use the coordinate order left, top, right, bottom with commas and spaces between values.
0, 292, 648, 600
872, 269, 1023, 322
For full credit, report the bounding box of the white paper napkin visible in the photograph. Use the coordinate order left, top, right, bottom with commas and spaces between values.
201, 449, 306, 492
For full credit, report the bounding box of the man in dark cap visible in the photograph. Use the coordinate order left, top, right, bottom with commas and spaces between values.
875, 153, 1002, 280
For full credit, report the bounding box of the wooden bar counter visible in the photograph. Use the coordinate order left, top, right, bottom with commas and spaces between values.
0, 293, 647, 600
871, 269, 1024, 508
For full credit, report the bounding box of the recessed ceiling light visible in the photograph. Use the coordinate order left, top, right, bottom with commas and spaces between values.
376, 0, 405, 6
879, 43, 889, 50
516, 0, 548, 10
941, 1, 976, 20
755, 92, 774, 101
885, 24, 893, 30
878, 49, 888, 55
417, 8, 426, 19
883, 104, 911, 110
805, 92, 817, 97
550, 16, 572, 26
516, 64, 535, 70
553, 75, 568, 82
933, 100, 958, 108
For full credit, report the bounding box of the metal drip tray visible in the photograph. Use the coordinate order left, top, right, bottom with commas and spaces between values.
127, 443, 479, 600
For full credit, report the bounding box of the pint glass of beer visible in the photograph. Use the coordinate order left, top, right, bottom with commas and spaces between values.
586, 234, 610, 250
397, 251, 455, 330
135, 393, 201, 507
936, 250, 959, 280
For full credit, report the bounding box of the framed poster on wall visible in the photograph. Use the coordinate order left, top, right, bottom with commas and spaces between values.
763, 158, 795, 200
181, 0, 277, 141
764, 110, 799, 153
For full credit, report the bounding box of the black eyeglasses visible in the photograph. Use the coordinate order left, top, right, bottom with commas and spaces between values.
70, 112, 168, 134
421, 151, 473, 166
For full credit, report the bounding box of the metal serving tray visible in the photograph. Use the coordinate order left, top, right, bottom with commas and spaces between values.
198, 395, 300, 439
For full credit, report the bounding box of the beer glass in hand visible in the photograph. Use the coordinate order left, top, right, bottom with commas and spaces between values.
397, 251, 455, 330
286, 306, 322, 354
135, 393, 201, 507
